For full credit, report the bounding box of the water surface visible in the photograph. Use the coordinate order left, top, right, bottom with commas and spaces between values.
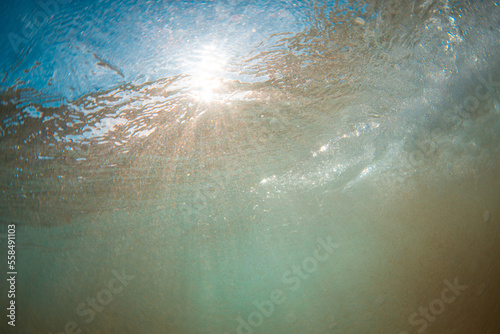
1, 0, 499, 333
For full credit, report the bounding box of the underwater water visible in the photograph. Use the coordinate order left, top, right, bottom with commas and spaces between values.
0, 0, 499, 333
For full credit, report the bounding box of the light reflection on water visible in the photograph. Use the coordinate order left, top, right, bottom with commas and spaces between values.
183, 44, 229, 103
0, 0, 500, 333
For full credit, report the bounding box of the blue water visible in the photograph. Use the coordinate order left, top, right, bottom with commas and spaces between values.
1, 0, 500, 333
1, 0, 316, 101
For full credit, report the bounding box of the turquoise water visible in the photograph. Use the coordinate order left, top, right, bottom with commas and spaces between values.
1, 0, 500, 333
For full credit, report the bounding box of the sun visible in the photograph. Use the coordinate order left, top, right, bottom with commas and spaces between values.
184, 44, 228, 102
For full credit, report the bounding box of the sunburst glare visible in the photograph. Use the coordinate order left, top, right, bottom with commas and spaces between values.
184, 44, 228, 102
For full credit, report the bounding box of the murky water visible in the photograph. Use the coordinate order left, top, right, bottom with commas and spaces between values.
1, 0, 499, 333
